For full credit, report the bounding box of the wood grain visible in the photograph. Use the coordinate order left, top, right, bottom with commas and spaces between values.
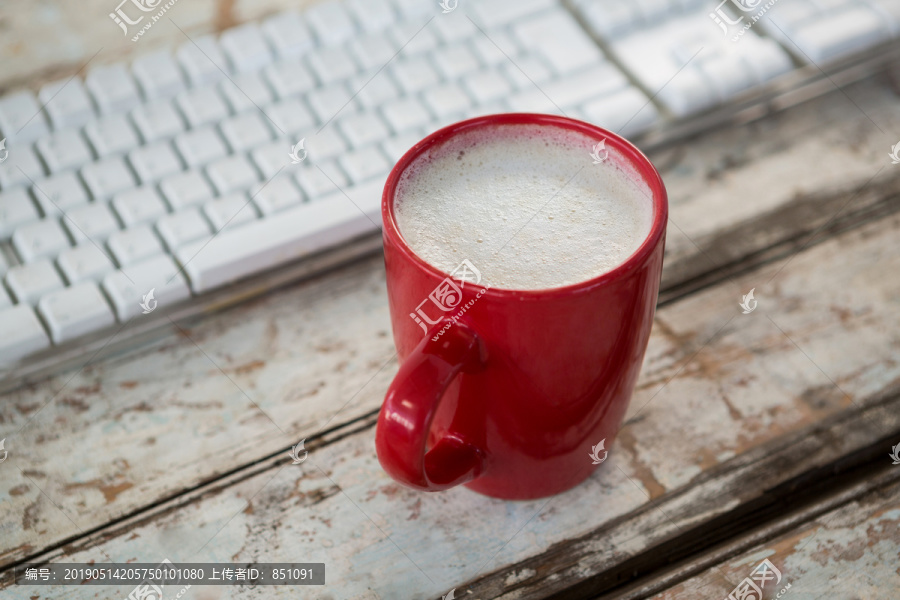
646, 471, 900, 599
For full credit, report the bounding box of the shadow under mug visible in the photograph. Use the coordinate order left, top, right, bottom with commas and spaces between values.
376, 113, 668, 500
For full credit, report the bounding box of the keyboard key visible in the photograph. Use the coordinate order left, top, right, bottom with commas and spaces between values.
130, 100, 186, 142
39, 78, 95, 130
220, 24, 275, 73
432, 44, 481, 80
294, 161, 348, 199
85, 64, 141, 113
339, 112, 391, 148
0, 305, 51, 363
0, 188, 40, 240
176, 35, 228, 86
174, 127, 228, 167
176, 177, 383, 293
514, 11, 605, 74
762, 0, 834, 38
0, 91, 50, 144
156, 208, 212, 250
352, 71, 401, 109
219, 72, 275, 113
39, 282, 116, 343
84, 113, 141, 157
790, 6, 890, 63
32, 171, 90, 217
701, 54, 756, 100
308, 46, 360, 84
633, 0, 674, 21
471, 32, 520, 66
263, 60, 317, 99
502, 56, 554, 88
382, 129, 424, 163
351, 33, 400, 70
6, 259, 65, 304
389, 20, 438, 55
203, 192, 258, 231
306, 1, 357, 44
57, 244, 115, 284
220, 112, 276, 150
103, 255, 191, 320
262, 11, 315, 59
132, 51, 187, 99
62, 202, 120, 243
466, 101, 506, 119
160, 171, 215, 210
422, 83, 472, 118
129, 141, 184, 182
253, 176, 304, 215
81, 156, 137, 200
108, 226, 164, 266
656, 65, 715, 117
871, 1, 900, 35
13, 220, 71, 263
250, 140, 294, 179
391, 0, 434, 18
582, 86, 660, 136
206, 155, 260, 194
346, 0, 396, 32
463, 70, 512, 103
469, 0, 557, 27
607, 8, 792, 115
431, 12, 478, 43
340, 145, 390, 184
0, 145, 45, 189
36, 130, 94, 174
176, 85, 231, 128
307, 84, 353, 123
382, 97, 432, 132
743, 39, 793, 83
576, 0, 641, 40
112, 187, 169, 226
306, 128, 348, 160
390, 57, 440, 94
264, 99, 315, 137
515, 63, 629, 111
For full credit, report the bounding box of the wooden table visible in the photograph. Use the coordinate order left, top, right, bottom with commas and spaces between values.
1, 2, 899, 598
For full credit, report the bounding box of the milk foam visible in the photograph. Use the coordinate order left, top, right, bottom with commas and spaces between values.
394, 124, 654, 290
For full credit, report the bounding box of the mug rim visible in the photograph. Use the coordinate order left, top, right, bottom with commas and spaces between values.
381, 113, 669, 298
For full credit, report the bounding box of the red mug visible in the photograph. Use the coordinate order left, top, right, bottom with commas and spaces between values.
375, 114, 667, 500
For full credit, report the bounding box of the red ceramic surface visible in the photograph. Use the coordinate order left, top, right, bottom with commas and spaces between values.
376, 113, 668, 500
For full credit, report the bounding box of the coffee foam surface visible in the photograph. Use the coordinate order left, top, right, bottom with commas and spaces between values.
393, 124, 654, 290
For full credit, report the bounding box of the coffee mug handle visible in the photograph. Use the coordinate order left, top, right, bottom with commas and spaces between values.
376, 320, 487, 491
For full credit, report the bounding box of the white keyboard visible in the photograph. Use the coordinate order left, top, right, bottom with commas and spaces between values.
0, 0, 896, 384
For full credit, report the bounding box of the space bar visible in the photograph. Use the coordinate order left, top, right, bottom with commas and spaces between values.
175, 179, 384, 293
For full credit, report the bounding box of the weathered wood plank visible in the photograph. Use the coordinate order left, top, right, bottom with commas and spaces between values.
1, 75, 897, 570
3, 168, 899, 600
655, 77, 900, 301
646, 471, 900, 600
0, 256, 398, 563
474, 392, 900, 599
